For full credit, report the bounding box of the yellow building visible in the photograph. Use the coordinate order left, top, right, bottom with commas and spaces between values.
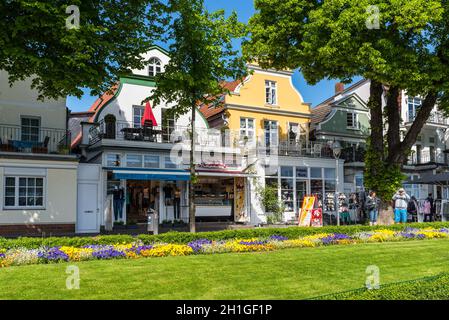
200, 63, 311, 145
200, 63, 344, 224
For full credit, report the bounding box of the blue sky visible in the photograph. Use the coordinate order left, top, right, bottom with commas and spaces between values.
67, 0, 359, 112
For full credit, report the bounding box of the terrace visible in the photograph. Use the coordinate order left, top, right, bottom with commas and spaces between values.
0, 124, 71, 155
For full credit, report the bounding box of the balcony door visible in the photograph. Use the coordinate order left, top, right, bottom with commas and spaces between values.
162, 108, 175, 142
264, 120, 278, 149
21, 117, 40, 142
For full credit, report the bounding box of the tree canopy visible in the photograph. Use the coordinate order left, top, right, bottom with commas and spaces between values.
0, 0, 166, 100
244, 0, 449, 200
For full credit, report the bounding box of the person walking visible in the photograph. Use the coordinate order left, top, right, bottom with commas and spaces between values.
392, 188, 410, 224
365, 191, 380, 226
407, 196, 419, 222
424, 193, 435, 222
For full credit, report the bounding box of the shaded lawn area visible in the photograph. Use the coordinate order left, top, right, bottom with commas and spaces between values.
1, 239, 449, 299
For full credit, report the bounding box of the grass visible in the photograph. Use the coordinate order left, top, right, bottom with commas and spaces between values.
314, 273, 449, 300
1, 239, 449, 299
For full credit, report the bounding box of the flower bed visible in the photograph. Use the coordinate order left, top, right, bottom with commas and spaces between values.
1, 227, 449, 268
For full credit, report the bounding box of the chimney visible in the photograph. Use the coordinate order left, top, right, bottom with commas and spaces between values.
335, 82, 345, 94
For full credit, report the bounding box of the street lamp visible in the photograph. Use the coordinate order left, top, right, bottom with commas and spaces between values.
332, 140, 342, 226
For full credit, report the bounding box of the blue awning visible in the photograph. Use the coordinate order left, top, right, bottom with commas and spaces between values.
111, 168, 190, 181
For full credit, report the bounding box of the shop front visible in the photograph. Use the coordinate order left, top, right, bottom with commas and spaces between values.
106, 167, 190, 225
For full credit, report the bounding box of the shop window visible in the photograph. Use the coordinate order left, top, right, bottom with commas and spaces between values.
296, 180, 307, 210
4, 176, 44, 209
310, 167, 322, 178
127, 154, 143, 168
194, 177, 233, 206
144, 155, 160, 168
281, 178, 294, 212
311, 179, 323, 201
324, 168, 336, 179
164, 156, 177, 169
280, 166, 293, 177
296, 167, 308, 178
106, 154, 121, 167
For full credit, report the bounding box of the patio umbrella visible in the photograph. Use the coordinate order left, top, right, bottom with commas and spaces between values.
141, 101, 158, 127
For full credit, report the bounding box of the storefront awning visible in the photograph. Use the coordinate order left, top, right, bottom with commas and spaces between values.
111, 168, 190, 181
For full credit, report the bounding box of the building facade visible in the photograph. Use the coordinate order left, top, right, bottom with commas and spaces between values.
0, 71, 78, 236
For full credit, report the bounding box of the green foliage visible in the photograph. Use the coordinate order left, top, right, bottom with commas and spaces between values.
315, 273, 449, 300
0, 0, 167, 99
150, 0, 247, 114
257, 185, 285, 223
1, 222, 448, 249
364, 140, 405, 201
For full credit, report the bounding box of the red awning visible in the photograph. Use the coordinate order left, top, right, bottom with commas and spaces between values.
141, 101, 158, 126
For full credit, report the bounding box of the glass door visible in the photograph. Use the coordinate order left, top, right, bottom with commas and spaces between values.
296, 180, 307, 211
264, 120, 278, 149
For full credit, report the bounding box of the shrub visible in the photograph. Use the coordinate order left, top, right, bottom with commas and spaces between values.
1, 222, 449, 249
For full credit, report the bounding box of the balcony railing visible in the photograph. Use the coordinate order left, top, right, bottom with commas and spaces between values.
407, 151, 447, 165
0, 124, 71, 155
406, 111, 449, 125
340, 146, 366, 163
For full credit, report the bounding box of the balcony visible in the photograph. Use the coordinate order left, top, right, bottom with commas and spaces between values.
264, 140, 334, 158
0, 124, 71, 155
340, 146, 365, 163
407, 150, 448, 165
406, 111, 449, 126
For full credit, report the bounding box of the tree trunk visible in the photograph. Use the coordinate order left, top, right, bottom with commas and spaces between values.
385, 86, 401, 156
368, 80, 384, 156
189, 103, 196, 233
387, 92, 438, 164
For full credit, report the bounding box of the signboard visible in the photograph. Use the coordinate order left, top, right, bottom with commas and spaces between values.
298, 196, 315, 227
310, 208, 323, 227
234, 177, 247, 222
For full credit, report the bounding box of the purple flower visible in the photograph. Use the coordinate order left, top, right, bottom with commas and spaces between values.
400, 232, 416, 238
133, 245, 153, 254
38, 247, 69, 262
321, 233, 352, 245
416, 233, 426, 239
0, 253, 5, 259
239, 240, 267, 246
439, 228, 449, 233
92, 248, 126, 259
188, 239, 212, 253
269, 235, 288, 241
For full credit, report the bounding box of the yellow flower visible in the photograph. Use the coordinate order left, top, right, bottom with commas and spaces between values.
140, 244, 193, 257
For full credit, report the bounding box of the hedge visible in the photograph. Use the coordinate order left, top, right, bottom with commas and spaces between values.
0, 222, 449, 249
312, 273, 449, 300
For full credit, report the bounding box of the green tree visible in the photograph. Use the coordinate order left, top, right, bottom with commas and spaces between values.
0, 0, 166, 100
150, 0, 247, 232
244, 0, 449, 201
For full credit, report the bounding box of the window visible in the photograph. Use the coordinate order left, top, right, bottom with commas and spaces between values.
324, 168, 336, 179
4, 177, 44, 208
148, 57, 162, 77
133, 106, 144, 128
296, 167, 308, 178
21, 117, 40, 142
281, 178, 294, 211
355, 173, 364, 192
408, 97, 422, 122
265, 80, 277, 105
280, 166, 293, 177
288, 123, 299, 142
346, 112, 359, 129
264, 120, 278, 148
106, 154, 121, 167
127, 154, 143, 167
310, 167, 322, 178
164, 156, 177, 169
144, 155, 160, 168
240, 118, 255, 143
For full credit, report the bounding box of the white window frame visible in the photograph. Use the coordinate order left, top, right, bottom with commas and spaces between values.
265, 80, 277, 105
240, 117, 255, 143
408, 97, 422, 122
21, 116, 41, 142
144, 155, 160, 168
148, 57, 162, 77
126, 154, 143, 168
105, 153, 122, 167
346, 112, 359, 129
264, 120, 279, 147
133, 105, 145, 128
3, 176, 46, 210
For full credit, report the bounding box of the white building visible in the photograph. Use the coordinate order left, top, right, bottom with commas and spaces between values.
0, 71, 79, 236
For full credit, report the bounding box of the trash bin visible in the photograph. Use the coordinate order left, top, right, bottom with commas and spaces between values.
147, 208, 159, 234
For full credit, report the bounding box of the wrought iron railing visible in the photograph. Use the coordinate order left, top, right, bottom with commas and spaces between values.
0, 124, 71, 155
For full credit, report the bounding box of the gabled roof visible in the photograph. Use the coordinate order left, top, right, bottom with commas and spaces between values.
314, 79, 369, 109
198, 80, 243, 120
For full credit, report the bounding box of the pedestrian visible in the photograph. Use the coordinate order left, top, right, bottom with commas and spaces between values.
392, 188, 410, 224
424, 193, 435, 222
365, 191, 380, 226
407, 196, 419, 222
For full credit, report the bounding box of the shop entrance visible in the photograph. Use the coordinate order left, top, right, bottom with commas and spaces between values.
126, 180, 160, 224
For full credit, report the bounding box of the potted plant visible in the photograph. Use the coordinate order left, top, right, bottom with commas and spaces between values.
57, 145, 70, 155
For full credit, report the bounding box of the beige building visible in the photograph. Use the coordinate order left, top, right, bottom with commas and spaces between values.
0, 71, 78, 236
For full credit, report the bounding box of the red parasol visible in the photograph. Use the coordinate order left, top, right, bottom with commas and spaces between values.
141, 101, 158, 127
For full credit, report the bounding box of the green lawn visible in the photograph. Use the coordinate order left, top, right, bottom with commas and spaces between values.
1, 239, 449, 299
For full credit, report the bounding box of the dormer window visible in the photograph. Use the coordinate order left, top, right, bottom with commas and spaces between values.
148, 57, 162, 77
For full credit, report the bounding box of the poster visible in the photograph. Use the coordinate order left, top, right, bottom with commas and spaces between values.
234, 177, 247, 222
310, 208, 323, 227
